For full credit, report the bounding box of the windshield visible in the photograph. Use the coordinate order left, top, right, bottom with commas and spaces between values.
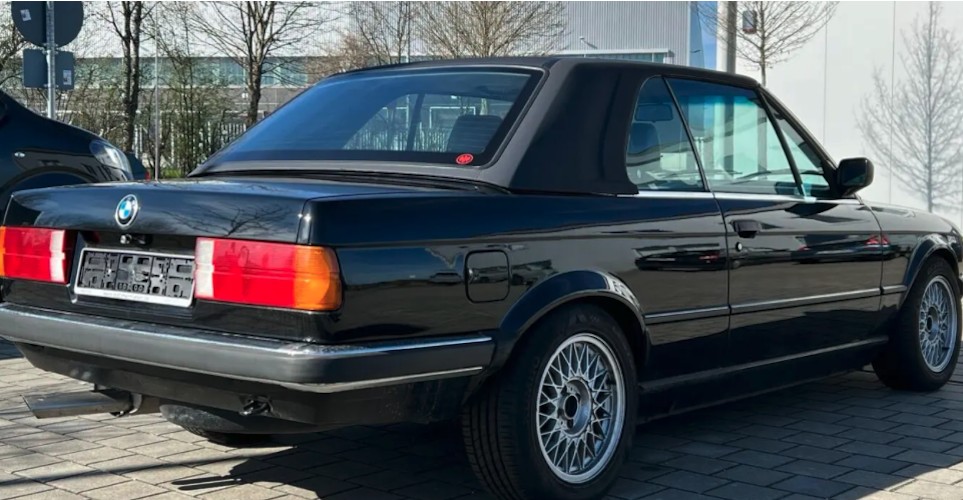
208, 68, 540, 169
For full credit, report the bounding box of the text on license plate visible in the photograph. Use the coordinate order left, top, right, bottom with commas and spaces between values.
73, 249, 194, 307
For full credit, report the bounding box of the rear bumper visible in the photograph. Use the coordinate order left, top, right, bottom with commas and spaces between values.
0, 303, 494, 393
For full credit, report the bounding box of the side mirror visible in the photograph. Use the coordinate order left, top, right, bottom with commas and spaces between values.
836, 157, 874, 197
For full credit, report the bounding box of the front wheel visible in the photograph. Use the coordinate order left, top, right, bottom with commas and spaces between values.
874, 258, 961, 391
463, 304, 636, 500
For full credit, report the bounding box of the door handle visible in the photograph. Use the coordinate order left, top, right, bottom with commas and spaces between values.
732, 219, 762, 238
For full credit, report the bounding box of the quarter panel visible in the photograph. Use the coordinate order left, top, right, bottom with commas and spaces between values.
323, 193, 728, 380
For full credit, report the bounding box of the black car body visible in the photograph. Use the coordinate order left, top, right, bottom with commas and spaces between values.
0, 91, 131, 219
1, 59, 960, 500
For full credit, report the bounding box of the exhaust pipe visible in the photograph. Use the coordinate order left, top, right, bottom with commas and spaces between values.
23, 389, 159, 419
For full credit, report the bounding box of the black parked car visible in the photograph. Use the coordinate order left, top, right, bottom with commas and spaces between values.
0, 91, 131, 219
1, 59, 960, 500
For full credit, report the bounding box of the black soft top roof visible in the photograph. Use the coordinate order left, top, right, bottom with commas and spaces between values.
339, 56, 759, 86
197, 58, 762, 195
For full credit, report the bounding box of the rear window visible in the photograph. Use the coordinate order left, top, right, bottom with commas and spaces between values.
212, 68, 540, 168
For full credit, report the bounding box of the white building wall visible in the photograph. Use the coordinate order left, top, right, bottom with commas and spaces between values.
557, 2, 692, 64
754, 1, 963, 223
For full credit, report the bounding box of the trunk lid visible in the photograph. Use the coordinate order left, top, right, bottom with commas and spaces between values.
6, 177, 417, 242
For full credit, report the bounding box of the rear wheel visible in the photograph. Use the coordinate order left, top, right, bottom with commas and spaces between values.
463, 304, 636, 500
874, 258, 961, 391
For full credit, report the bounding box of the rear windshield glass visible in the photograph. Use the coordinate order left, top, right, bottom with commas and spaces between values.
210, 68, 540, 168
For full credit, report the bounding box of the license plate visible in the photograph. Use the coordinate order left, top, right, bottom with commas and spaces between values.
74, 249, 195, 307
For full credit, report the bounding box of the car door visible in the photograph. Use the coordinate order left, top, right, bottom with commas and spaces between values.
620, 76, 730, 381
667, 78, 883, 365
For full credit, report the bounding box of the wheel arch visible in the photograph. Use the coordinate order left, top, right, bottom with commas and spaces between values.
492, 270, 648, 375
902, 235, 962, 307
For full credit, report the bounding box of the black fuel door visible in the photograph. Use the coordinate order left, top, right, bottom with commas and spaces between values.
465, 251, 510, 303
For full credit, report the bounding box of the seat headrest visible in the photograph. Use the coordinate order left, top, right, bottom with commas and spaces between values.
446, 115, 503, 153
628, 122, 660, 156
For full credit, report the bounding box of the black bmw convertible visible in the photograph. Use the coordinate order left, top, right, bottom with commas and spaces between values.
0, 58, 959, 500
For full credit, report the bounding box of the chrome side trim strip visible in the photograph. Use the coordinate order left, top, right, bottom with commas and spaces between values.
882, 285, 908, 295
731, 288, 880, 315
714, 192, 816, 203
620, 190, 862, 205
279, 367, 485, 393
622, 191, 715, 199
645, 305, 729, 324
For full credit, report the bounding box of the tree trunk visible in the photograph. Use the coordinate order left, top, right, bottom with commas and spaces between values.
245, 64, 262, 126
117, 2, 143, 152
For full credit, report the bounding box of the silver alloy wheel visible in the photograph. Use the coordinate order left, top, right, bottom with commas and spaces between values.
536, 333, 625, 484
919, 275, 959, 373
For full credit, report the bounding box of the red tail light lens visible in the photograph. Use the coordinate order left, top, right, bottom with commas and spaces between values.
194, 238, 341, 311
0, 227, 71, 283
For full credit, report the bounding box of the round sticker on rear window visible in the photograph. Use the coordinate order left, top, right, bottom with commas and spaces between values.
455, 153, 474, 165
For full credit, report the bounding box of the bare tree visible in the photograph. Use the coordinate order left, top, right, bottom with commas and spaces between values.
700, 1, 837, 85
418, 2, 565, 58
102, 1, 152, 152
858, 2, 963, 213
342, 2, 415, 66
155, 2, 237, 177
187, 2, 328, 126
0, 6, 26, 87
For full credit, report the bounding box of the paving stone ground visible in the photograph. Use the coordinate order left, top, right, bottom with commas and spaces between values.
3, 340, 963, 500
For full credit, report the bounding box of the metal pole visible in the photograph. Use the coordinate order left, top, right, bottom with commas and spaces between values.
725, 1, 737, 74
45, 1, 56, 119
153, 19, 160, 180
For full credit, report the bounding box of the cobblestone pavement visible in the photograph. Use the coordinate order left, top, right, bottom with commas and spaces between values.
3, 340, 963, 500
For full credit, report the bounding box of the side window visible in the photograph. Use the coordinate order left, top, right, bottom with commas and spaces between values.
667, 79, 801, 196
772, 111, 833, 198
626, 77, 703, 192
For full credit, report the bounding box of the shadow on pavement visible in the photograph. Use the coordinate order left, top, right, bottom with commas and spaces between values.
154, 367, 963, 499
172, 420, 489, 497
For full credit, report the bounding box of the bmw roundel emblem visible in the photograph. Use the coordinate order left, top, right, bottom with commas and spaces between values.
115, 194, 139, 228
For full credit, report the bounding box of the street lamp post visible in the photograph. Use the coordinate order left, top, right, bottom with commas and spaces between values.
153, 18, 160, 180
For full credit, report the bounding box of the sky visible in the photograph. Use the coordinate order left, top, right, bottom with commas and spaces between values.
736, 1, 963, 223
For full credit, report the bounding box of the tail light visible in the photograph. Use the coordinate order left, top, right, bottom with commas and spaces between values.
194, 237, 341, 311
0, 227, 71, 283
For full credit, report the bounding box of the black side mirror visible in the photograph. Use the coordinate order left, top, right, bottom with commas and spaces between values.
836, 158, 874, 197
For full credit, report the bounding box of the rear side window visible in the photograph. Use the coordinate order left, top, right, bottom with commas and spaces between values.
626, 77, 703, 192
668, 79, 800, 196
213, 69, 539, 167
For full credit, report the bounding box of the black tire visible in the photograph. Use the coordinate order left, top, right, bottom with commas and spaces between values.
181, 426, 272, 447
873, 258, 962, 391
463, 304, 637, 500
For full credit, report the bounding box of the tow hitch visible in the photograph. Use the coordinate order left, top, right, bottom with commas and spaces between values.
23, 389, 159, 419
